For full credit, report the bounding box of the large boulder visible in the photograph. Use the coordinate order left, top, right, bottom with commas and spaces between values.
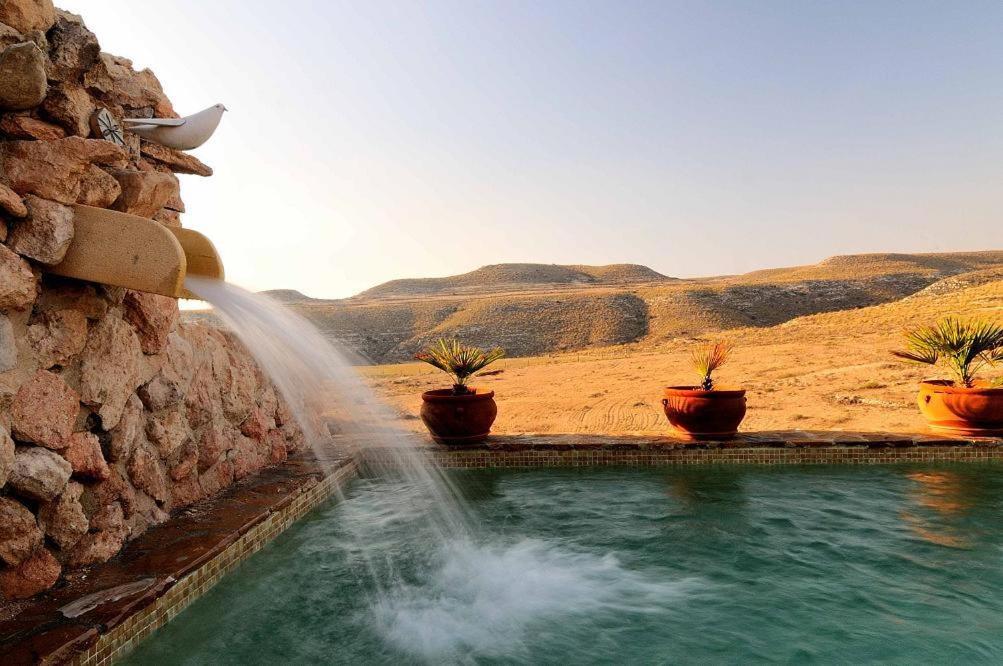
0, 0, 56, 34
76, 164, 121, 208
0, 497, 42, 566
138, 331, 192, 411
110, 169, 179, 218
6, 195, 75, 265
61, 431, 109, 480
123, 290, 179, 354
0, 182, 27, 218
66, 502, 127, 567
0, 113, 66, 140
46, 10, 100, 83
145, 409, 188, 458
37, 480, 87, 550
10, 369, 78, 448
0, 136, 128, 204
26, 308, 88, 368
40, 83, 94, 136
0, 41, 47, 110
0, 546, 60, 599
127, 445, 167, 503
83, 53, 173, 116
8, 445, 72, 501
107, 393, 141, 462
80, 314, 142, 429
0, 237, 37, 312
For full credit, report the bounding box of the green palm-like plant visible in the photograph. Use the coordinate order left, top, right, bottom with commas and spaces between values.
415, 338, 505, 395
691, 341, 732, 391
892, 317, 1003, 388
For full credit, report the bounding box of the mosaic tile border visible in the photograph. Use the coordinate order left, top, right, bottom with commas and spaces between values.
69, 460, 359, 666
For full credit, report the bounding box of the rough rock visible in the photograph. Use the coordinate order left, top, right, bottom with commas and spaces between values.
145, 410, 188, 458
40, 83, 94, 136
8, 445, 71, 501
0, 313, 16, 372
27, 308, 88, 368
67, 502, 126, 567
107, 393, 141, 462
169, 440, 197, 481
80, 314, 142, 429
231, 435, 267, 481
61, 431, 109, 480
123, 290, 178, 354
240, 408, 269, 441
0, 546, 59, 598
6, 195, 75, 265
37, 480, 87, 550
0, 113, 66, 140
0, 136, 128, 204
83, 53, 173, 116
34, 280, 106, 320
0, 497, 42, 565
10, 369, 78, 448
0, 42, 47, 110
196, 424, 227, 473
0, 22, 21, 50
0, 0, 56, 34
266, 429, 288, 464
46, 10, 100, 83
152, 208, 181, 227
140, 141, 213, 177
76, 164, 121, 208
0, 182, 28, 218
110, 169, 179, 218
0, 244, 36, 311
0, 424, 14, 487
127, 445, 167, 503
199, 458, 234, 497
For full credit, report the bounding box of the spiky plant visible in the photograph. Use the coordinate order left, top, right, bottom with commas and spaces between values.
691, 341, 732, 391
892, 317, 1003, 388
415, 338, 505, 395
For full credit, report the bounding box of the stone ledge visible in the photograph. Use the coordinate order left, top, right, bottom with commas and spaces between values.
0, 450, 356, 666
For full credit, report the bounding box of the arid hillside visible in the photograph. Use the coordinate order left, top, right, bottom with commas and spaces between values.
189, 251, 1003, 363
367, 270, 1003, 436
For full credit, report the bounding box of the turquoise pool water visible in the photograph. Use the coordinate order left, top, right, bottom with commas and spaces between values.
124, 465, 1003, 664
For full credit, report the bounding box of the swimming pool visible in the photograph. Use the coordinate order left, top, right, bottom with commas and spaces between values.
124, 464, 1003, 664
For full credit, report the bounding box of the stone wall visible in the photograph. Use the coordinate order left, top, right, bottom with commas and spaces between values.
0, 2, 302, 600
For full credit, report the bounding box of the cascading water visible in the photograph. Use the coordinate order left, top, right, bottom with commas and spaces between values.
182, 277, 682, 661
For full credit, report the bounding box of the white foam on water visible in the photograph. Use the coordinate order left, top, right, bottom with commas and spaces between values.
373, 537, 697, 661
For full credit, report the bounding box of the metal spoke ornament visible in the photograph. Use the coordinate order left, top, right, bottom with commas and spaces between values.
90, 108, 126, 147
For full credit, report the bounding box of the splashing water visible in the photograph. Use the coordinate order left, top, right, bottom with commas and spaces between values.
182, 277, 689, 659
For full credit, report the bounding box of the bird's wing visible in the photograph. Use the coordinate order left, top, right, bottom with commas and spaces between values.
122, 117, 186, 127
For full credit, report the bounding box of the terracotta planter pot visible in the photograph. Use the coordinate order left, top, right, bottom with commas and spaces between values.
420, 388, 497, 444
661, 386, 747, 439
916, 380, 1003, 437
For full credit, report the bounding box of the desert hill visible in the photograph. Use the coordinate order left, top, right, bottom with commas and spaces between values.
187, 251, 1003, 364
357, 263, 672, 298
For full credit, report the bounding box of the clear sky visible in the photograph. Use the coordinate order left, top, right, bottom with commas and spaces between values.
60, 0, 1003, 298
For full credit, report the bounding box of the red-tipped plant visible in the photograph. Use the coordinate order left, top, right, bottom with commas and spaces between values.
691, 341, 732, 391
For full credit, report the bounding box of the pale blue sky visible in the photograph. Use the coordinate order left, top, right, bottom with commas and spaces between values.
61, 1, 1003, 297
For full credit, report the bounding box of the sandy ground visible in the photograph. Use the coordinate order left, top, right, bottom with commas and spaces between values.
363, 280, 1003, 437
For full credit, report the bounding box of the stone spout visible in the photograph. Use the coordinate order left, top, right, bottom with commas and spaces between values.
46, 204, 224, 299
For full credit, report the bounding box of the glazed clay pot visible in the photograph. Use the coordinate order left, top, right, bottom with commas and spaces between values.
917, 380, 1003, 436
420, 388, 498, 444
662, 387, 747, 439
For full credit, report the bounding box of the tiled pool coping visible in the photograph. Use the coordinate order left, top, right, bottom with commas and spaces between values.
2, 429, 1002, 664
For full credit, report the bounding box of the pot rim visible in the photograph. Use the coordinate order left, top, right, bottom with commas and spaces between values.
919, 380, 1003, 396
421, 388, 496, 402
664, 386, 746, 398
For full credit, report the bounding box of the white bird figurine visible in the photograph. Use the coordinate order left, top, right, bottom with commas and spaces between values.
122, 104, 227, 151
